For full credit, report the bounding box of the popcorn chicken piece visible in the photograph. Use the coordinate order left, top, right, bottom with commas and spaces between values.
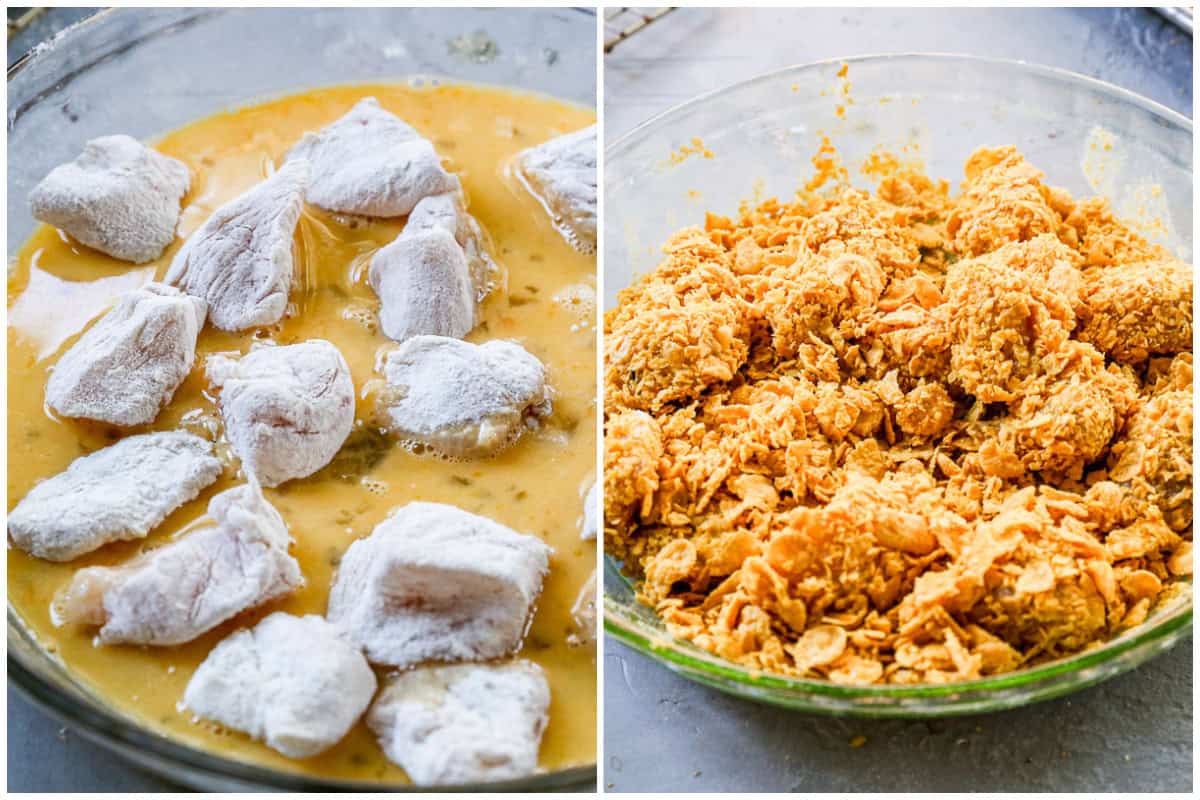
45, 283, 205, 427
56, 483, 302, 645
1109, 388, 1193, 532
207, 340, 355, 487
377, 336, 550, 459
946, 146, 1062, 257
763, 252, 886, 359
166, 160, 308, 331
604, 229, 751, 412
286, 97, 456, 217
367, 660, 549, 786
8, 432, 220, 562
999, 343, 1139, 478
944, 238, 1080, 401
515, 125, 597, 253
183, 612, 376, 758
1077, 258, 1193, 365
327, 502, 550, 667
602, 410, 662, 534
1064, 197, 1169, 267
368, 191, 498, 342
29, 135, 189, 263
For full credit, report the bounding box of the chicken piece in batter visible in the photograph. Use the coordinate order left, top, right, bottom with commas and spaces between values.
56, 483, 302, 645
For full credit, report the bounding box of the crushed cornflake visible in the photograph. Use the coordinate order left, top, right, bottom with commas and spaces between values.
604, 144, 1192, 685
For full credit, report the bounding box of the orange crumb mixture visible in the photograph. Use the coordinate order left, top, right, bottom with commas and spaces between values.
603, 144, 1192, 685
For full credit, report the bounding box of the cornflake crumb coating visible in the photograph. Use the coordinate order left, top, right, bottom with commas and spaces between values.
603, 145, 1193, 685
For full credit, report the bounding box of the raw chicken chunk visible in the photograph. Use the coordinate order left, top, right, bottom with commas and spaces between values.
45, 283, 206, 426
183, 612, 376, 758
207, 340, 355, 487
8, 432, 220, 562
286, 96, 456, 217
368, 190, 498, 342
366, 660, 550, 786
377, 336, 551, 459
515, 125, 597, 253
581, 482, 598, 540
29, 135, 190, 263
165, 160, 308, 331
56, 483, 302, 645
568, 569, 597, 646
327, 502, 550, 667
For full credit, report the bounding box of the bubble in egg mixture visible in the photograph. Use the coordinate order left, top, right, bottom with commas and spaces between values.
553, 283, 596, 325
360, 476, 389, 495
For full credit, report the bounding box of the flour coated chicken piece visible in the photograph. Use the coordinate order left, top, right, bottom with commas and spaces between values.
368, 190, 499, 342
55, 483, 302, 645
286, 96, 457, 217
377, 335, 551, 459
327, 501, 550, 667
581, 482, 599, 541
207, 340, 355, 487
45, 282, 206, 427
366, 660, 550, 786
569, 569, 597, 647
8, 431, 221, 562
165, 160, 308, 331
29, 135, 190, 263
183, 612, 376, 758
515, 125, 597, 253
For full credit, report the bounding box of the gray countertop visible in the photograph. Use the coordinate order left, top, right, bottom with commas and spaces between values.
603, 5, 1192, 794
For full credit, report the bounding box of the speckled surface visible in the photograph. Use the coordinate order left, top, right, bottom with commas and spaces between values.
603, 5, 1192, 794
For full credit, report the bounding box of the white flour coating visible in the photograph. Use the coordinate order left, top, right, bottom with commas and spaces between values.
207, 340, 355, 487
378, 336, 551, 459
326, 501, 550, 668
367, 660, 550, 786
581, 482, 598, 541
57, 483, 302, 645
45, 282, 206, 427
515, 125, 597, 254
8, 432, 220, 562
165, 160, 308, 331
569, 569, 597, 646
369, 189, 500, 342
405, 188, 500, 301
28, 135, 190, 263
183, 612, 376, 758
286, 96, 456, 217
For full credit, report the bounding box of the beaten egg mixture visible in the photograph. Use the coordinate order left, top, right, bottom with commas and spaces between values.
9, 83, 595, 782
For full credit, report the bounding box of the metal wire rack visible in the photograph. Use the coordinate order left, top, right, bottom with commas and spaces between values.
604, 7, 676, 53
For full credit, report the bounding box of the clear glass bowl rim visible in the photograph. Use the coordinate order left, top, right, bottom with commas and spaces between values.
603, 52, 1193, 716
7, 6, 597, 791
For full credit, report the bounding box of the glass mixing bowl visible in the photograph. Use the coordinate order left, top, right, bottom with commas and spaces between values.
604, 54, 1192, 717
7, 7, 596, 791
